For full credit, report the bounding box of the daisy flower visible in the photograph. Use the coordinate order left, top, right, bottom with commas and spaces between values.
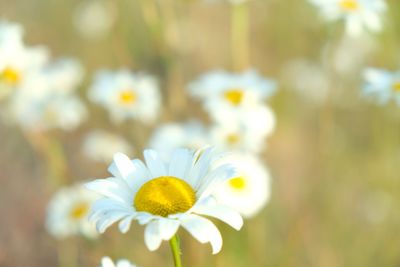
85, 147, 243, 254
362, 68, 400, 105
188, 69, 277, 121
0, 21, 48, 94
148, 120, 209, 155
88, 70, 160, 124
9, 59, 86, 132
100, 256, 137, 267
213, 153, 271, 218
209, 104, 275, 154
83, 130, 133, 163
46, 184, 98, 239
308, 0, 387, 36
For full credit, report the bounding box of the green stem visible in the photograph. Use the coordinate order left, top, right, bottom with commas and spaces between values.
231, 2, 250, 71
169, 234, 183, 267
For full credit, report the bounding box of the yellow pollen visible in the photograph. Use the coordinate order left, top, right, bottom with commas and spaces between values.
134, 176, 196, 217
69, 202, 90, 220
119, 90, 137, 105
224, 89, 244, 106
339, 0, 359, 11
0, 67, 21, 85
226, 133, 240, 145
229, 177, 247, 191
393, 82, 400, 92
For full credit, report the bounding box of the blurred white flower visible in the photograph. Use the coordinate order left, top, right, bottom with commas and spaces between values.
46, 184, 98, 239
281, 59, 330, 105
148, 120, 209, 155
0, 21, 48, 96
73, 0, 117, 40
209, 104, 275, 154
88, 70, 160, 124
85, 147, 243, 254
362, 68, 400, 105
189, 69, 276, 118
9, 59, 87, 131
100, 257, 137, 267
83, 130, 133, 163
309, 0, 387, 36
213, 153, 271, 218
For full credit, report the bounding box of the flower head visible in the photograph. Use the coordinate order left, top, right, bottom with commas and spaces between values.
9, 59, 86, 132
188, 70, 276, 122
213, 153, 271, 218
86, 147, 243, 254
0, 21, 48, 96
362, 68, 400, 106
308, 0, 387, 36
88, 70, 160, 124
46, 184, 98, 239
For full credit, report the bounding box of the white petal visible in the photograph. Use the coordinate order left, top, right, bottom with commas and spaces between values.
181, 214, 223, 254
144, 149, 167, 177
168, 149, 192, 179
110, 153, 135, 185
101, 257, 114, 267
85, 178, 132, 204
118, 215, 135, 233
144, 220, 163, 251
158, 218, 180, 240
187, 147, 213, 188
96, 211, 127, 233
192, 201, 243, 230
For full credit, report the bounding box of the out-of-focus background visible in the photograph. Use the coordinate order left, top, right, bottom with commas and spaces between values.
1, 0, 400, 266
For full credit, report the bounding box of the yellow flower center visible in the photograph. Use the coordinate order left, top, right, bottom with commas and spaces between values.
0, 67, 21, 85
339, 0, 359, 11
134, 176, 196, 217
224, 89, 244, 106
229, 176, 247, 191
119, 90, 137, 105
226, 133, 240, 145
69, 202, 90, 220
392, 82, 400, 92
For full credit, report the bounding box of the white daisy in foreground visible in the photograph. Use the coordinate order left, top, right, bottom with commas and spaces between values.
0, 21, 48, 96
213, 153, 271, 218
86, 147, 243, 254
46, 184, 98, 239
9, 59, 86, 132
88, 70, 160, 124
362, 68, 400, 105
83, 130, 133, 163
100, 256, 137, 267
148, 120, 209, 155
308, 0, 387, 36
188, 69, 277, 120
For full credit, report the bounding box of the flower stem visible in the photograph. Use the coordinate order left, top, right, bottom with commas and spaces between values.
169, 234, 183, 267
231, 2, 250, 71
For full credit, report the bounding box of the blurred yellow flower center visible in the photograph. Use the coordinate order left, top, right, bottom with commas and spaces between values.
119, 90, 137, 105
224, 89, 244, 106
0, 67, 21, 85
339, 0, 359, 11
229, 177, 247, 191
392, 82, 400, 92
134, 176, 196, 217
69, 202, 89, 220
226, 133, 240, 145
